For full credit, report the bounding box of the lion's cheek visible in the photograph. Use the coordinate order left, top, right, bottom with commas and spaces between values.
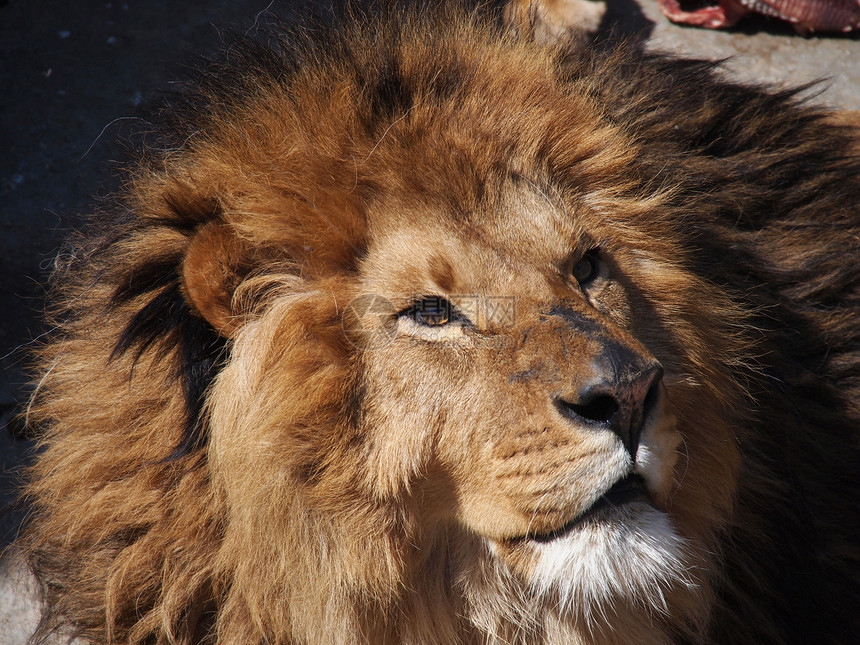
443, 423, 629, 540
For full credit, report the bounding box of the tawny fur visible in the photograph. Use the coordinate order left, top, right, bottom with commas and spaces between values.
21, 2, 860, 644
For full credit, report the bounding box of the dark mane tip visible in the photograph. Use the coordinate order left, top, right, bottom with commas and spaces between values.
110, 280, 227, 457
109, 256, 183, 307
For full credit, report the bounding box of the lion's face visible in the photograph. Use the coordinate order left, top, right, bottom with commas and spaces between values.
354, 181, 690, 610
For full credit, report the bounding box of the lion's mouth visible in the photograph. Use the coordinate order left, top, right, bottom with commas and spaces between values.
528, 473, 651, 543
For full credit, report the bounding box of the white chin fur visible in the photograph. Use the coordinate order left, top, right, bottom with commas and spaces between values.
530, 503, 690, 621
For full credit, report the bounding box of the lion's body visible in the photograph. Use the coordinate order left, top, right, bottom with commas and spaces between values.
22, 2, 860, 644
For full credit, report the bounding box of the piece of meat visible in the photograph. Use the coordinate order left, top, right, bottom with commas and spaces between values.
657, 0, 860, 33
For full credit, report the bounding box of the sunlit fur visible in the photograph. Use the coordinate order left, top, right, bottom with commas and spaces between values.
21, 2, 860, 644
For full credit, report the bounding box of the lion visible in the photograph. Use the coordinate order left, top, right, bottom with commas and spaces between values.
20, 1, 860, 644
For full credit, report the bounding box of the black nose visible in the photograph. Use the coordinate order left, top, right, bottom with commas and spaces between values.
556, 362, 663, 458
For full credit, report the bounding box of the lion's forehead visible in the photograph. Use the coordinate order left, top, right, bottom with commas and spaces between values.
360, 185, 594, 304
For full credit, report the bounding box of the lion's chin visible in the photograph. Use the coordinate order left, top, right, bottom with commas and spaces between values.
493, 502, 691, 620
534, 503, 690, 615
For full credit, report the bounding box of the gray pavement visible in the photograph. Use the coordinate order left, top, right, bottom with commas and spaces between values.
634, 0, 860, 110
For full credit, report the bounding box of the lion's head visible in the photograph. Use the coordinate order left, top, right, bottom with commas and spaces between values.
23, 3, 860, 644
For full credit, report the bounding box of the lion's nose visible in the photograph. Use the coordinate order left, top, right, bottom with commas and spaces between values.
555, 361, 663, 458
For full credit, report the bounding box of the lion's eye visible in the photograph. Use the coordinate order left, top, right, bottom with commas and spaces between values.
572, 251, 600, 286
405, 297, 453, 326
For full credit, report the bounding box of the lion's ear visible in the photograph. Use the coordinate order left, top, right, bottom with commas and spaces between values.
504, 0, 606, 45
182, 221, 253, 338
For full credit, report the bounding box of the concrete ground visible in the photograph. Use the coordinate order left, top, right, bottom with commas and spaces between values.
0, 1, 858, 642
624, 0, 860, 110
